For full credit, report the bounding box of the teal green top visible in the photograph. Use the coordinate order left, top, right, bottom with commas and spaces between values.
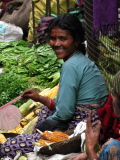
47, 51, 108, 121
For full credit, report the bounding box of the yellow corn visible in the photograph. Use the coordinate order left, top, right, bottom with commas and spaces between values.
20, 121, 29, 126
20, 116, 38, 134
0, 134, 7, 144
44, 84, 59, 98
38, 139, 53, 146
22, 111, 34, 121
39, 88, 51, 96
7, 124, 23, 134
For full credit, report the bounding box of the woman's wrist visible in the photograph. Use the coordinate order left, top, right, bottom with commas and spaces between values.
38, 95, 55, 110
86, 148, 99, 160
39, 95, 50, 106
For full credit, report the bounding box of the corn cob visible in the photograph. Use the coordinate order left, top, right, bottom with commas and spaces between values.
0, 134, 7, 144
7, 124, 23, 134
29, 101, 43, 109
43, 84, 59, 98
41, 130, 68, 142
53, 131, 69, 139
20, 116, 38, 134
20, 121, 29, 126
38, 139, 54, 146
19, 99, 33, 117
29, 88, 53, 109
22, 111, 34, 121
39, 88, 51, 96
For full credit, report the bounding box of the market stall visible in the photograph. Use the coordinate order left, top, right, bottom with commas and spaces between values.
0, 0, 120, 159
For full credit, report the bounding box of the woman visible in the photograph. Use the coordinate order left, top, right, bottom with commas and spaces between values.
69, 70, 120, 160
22, 13, 108, 132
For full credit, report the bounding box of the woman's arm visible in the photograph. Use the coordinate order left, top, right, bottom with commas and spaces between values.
47, 63, 80, 121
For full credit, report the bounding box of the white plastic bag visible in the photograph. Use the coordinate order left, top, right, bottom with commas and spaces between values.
0, 21, 23, 42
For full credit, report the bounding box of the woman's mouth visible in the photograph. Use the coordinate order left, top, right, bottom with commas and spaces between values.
53, 47, 64, 54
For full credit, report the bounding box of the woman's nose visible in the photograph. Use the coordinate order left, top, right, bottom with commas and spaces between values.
54, 39, 61, 46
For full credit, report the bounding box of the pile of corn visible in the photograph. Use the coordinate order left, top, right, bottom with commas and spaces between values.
33, 130, 69, 147
0, 84, 59, 141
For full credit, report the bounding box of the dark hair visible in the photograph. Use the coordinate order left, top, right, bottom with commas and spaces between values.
48, 13, 86, 55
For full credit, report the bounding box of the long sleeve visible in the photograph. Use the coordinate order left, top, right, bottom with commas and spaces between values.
47, 62, 81, 121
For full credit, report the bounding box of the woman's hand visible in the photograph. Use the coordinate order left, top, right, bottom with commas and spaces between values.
86, 111, 101, 159
68, 152, 88, 160
21, 88, 40, 102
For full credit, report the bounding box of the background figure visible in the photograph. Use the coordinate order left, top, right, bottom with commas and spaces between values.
0, 0, 12, 18
69, 70, 120, 160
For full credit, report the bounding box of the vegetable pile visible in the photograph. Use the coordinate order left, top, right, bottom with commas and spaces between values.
97, 35, 120, 92
0, 40, 62, 107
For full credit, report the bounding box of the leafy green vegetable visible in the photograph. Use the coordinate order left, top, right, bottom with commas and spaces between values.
0, 73, 30, 107
0, 40, 62, 105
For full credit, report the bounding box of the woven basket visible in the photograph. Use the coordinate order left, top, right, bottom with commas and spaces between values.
38, 134, 81, 156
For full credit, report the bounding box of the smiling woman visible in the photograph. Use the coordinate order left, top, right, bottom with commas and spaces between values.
22, 13, 108, 132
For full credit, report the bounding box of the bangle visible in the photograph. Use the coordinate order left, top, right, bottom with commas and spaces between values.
49, 99, 55, 110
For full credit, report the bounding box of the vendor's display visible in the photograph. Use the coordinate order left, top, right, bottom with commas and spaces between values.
0, 84, 83, 159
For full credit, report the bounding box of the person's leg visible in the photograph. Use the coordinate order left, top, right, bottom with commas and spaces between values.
36, 119, 69, 132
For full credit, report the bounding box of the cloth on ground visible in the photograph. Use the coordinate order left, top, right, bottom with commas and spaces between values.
93, 0, 118, 37
0, 133, 41, 159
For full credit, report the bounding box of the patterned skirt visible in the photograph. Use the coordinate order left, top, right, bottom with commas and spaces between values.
35, 99, 107, 130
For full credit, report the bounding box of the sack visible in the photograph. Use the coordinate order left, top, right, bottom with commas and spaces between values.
0, 21, 23, 42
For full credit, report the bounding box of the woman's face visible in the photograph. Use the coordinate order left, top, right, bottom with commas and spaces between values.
49, 27, 77, 61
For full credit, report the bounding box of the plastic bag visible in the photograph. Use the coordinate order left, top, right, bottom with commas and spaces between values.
0, 21, 23, 42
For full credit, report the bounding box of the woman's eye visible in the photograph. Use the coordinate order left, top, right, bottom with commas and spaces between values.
60, 37, 66, 41
49, 36, 55, 40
